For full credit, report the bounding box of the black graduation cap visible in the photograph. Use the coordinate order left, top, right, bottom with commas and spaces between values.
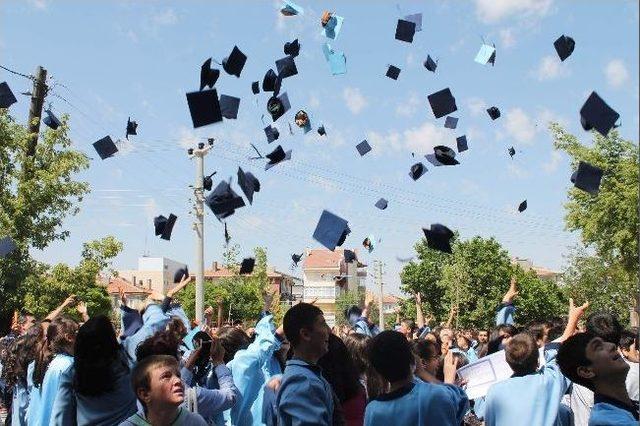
237, 167, 260, 204
356, 140, 372, 156
291, 253, 303, 266
571, 161, 603, 195
154, 213, 177, 240
276, 56, 298, 79
125, 117, 137, 139
267, 92, 290, 122
344, 249, 357, 263
251, 81, 260, 94
456, 136, 468, 153
579, 92, 620, 137
410, 162, 426, 180
444, 116, 458, 129
312, 210, 351, 251
487, 106, 501, 120
93, 136, 118, 160
0, 82, 17, 108
264, 125, 280, 143
518, 200, 527, 213
395, 19, 416, 43
422, 224, 454, 254
222, 46, 247, 77
43, 109, 61, 130
434, 145, 459, 165
508, 147, 516, 158
317, 125, 326, 136
265, 145, 292, 170
200, 58, 220, 91
186, 89, 223, 128
0, 236, 17, 258
220, 95, 240, 119
375, 198, 388, 210
284, 39, 301, 57
173, 266, 189, 283
239, 257, 255, 274
554, 35, 575, 62
386, 65, 401, 80
205, 180, 246, 220
428, 88, 457, 119
262, 69, 281, 93
424, 55, 437, 72
203, 171, 217, 191
224, 221, 231, 244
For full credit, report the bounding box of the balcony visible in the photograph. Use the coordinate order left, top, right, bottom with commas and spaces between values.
303, 286, 337, 300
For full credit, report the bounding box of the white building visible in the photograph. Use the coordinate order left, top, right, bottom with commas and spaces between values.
118, 256, 187, 296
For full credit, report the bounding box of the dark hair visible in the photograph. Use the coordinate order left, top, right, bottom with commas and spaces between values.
283, 303, 323, 347
1, 324, 42, 389
318, 334, 362, 403
619, 328, 638, 351
73, 315, 122, 396
216, 326, 250, 363
411, 339, 440, 362
135, 330, 180, 362
369, 331, 413, 383
165, 317, 188, 342
487, 329, 506, 355
401, 319, 416, 332
343, 334, 385, 400
557, 332, 595, 391
498, 324, 518, 336
33, 317, 78, 387
527, 321, 547, 343
586, 312, 623, 344
505, 333, 539, 375
131, 354, 178, 411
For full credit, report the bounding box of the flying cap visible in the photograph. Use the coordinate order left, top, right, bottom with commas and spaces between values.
487, 106, 501, 120
404, 13, 422, 31
265, 145, 292, 170
321, 13, 344, 40
456, 135, 468, 153
280, 0, 303, 16
395, 19, 416, 43
554, 35, 575, 61
220, 95, 240, 119
240, 258, 255, 274
579, 92, 620, 137
93, 136, 118, 160
313, 210, 351, 251
0, 82, 17, 108
237, 167, 260, 204
43, 109, 62, 130
322, 43, 347, 75
262, 69, 281, 93
205, 180, 246, 220
154, 213, 178, 240
186, 89, 223, 128
291, 253, 303, 266
203, 171, 216, 191
284, 39, 301, 57
267, 92, 291, 122
222, 46, 247, 77
518, 200, 527, 213
363, 235, 375, 253
433, 145, 459, 165
0, 236, 17, 258
356, 140, 372, 156
375, 198, 388, 210
424, 55, 437, 72
386, 65, 401, 80
475, 43, 496, 66
264, 125, 280, 143
276, 56, 298, 79
251, 81, 260, 94
173, 266, 189, 283
428, 88, 457, 119
317, 125, 326, 136
508, 147, 516, 158
571, 161, 603, 195
344, 249, 357, 263
422, 224, 454, 254
444, 116, 458, 129
125, 117, 137, 139
200, 58, 220, 91
409, 162, 426, 180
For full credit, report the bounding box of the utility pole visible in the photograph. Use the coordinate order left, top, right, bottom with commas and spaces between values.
374, 260, 385, 330
26, 66, 47, 157
189, 140, 213, 323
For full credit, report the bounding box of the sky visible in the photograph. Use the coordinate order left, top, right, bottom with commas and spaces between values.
1, 0, 639, 296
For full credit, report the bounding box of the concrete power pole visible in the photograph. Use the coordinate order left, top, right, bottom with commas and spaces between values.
375, 260, 385, 330
26, 66, 47, 157
190, 140, 213, 323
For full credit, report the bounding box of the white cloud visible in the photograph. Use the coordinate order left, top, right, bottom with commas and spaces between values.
499, 28, 516, 48
176, 127, 200, 149
144, 197, 158, 221
367, 130, 402, 154
473, 0, 553, 23
343, 87, 368, 115
533, 55, 570, 81
507, 162, 530, 179
395, 93, 421, 117
604, 59, 630, 89
504, 108, 537, 145
28, 0, 47, 9
402, 122, 451, 153
466, 97, 487, 117
543, 151, 562, 174
152, 8, 178, 26
308, 92, 321, 109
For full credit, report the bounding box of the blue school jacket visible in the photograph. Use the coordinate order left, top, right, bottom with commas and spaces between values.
26, 354, 73, 426
589, 394, 639, 426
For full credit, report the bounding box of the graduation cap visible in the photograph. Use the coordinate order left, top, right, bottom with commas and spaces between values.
294, 110, 309, 128
424, 55, 437, 72
475, 43, 496, 66
508, 147, 516, 158
313, 210, 351, 251
317, 125, 326, 136
395, 19, 416, 43
518, 200, 527, 213
200, 58, 220, 91
224, 221, 231, 244
386, 65, 401, 80
276, 56, 298, 79
344, 249, 357, 263
222, 46, 247, 77
422, 224, 454, 254
404, 13, 422, 31
186, 89, 223, 128
487, 106, 501, 120
265, 145, 292, 170
375, 198, 388, 210
362, 236, 375, 253
428, 88, 457, 119
280, 0, 303, 15
262, 69, 281, 93
410, 162, 426, 180
0, 82, 17, 108
444, 116, 458, 129
322, 43, 347, 75
203, 171, 217, 191
456, 135, 468, 153
264, 125, 280, 143
237, 167, 260, 204
240, 258, 255, 274
321, 13, 344, 40
173, 266, 189, 283
554, 35, 575, 61
267, 92, 291, 122
125, 117, 138, 139
251, 81, 260, 94
284, 39, 300, 58
356, 140, 372, 156
0, 236, 17, 258
93, 136, 118, 160
154, 213, 178, 240
291, 253, 303, 267
220, 95, 240, 119
579, 92, 620, 137
571, 161, 603, 195
43, 109, 61, 130
205, 180, 246, 220
433, 145, 459, 165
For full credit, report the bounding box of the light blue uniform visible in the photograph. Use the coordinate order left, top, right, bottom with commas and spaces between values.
11, 382, 29, 426
589, 394, 639, 426
26, 354, 73, 426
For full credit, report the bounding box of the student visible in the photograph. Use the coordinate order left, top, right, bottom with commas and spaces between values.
411, 339, 441, 383
364, 331, 468, 426
344, 334, 386, 401
120, 354, 208, 425
276, 303, 334, 425
345, 303, 379, 337
475, 329, 489, 358
557, 333, 639, 425
618, 328, 639, 401
398, 319, 416, 341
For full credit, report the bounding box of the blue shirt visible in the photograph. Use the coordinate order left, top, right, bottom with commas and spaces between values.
364, 382, 469, 426
589, 394, 639, 426
26, 354, 74, 426
180, 363, 239, 424
495, 303, 515, 326
121, 304, 170, 366
276, 359, 334, 426
11, 382, 28, 426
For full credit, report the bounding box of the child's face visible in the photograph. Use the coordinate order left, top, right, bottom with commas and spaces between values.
145, 364, 185, 408
584, 337, 630, 381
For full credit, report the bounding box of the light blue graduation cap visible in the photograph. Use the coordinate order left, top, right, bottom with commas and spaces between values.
322, 43, 347, 75
404, 13, 422, 32
321, 14, 344, 40
475, 43, 496, 66
280, 0, 303, 16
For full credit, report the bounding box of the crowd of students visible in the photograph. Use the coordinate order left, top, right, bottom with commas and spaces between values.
0, 277, 637, 426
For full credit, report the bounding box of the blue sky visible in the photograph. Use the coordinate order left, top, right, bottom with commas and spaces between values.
2, 0, 638, 295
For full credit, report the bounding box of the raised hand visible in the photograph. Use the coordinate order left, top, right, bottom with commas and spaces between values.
502, 277, 519, 303
443, 350, 460, 385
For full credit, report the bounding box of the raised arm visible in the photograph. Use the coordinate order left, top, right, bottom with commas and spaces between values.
415, 293, 425, 329
495, 277, 518, 326
556, 298, 589, 343
42, 295, 76, 330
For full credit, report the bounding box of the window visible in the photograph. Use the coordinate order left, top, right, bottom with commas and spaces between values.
304, 286, 336, 299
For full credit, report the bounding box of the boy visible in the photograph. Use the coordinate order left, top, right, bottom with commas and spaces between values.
276, 303, 334, 425
120, 355, 207, 426
558, 333, 639, 425
619, 329, 639, 401
365, 330, 468, 426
